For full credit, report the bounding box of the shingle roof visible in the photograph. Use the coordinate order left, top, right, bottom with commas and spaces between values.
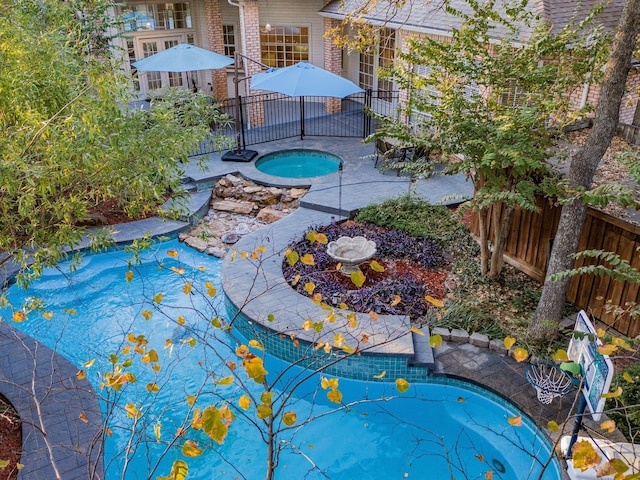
319, 0, 625, 39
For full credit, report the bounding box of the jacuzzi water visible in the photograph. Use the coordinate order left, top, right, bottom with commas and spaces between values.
4, 239, 561, 479
255, 149, 342, 178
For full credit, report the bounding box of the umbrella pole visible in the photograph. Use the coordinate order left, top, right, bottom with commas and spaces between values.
222, 52, 258, 162
299, 97, 305, 140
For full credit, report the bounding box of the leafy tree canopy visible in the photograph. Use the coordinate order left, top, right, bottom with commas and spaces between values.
0, 0, 230, 284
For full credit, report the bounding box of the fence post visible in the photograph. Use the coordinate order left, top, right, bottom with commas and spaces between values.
364, 89, 372, 138
239, 95, 247, 151
300, 96, 305, 140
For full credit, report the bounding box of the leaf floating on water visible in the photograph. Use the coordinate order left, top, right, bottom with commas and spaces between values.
182, 440, 203, 457
373, 371, 386, 379
507, 415, 522, 427
395, 378, 410, 393
157, 460, 188, 480
166, 250, 179, 258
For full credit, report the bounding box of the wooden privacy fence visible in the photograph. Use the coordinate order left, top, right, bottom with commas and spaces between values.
471, 199, 640, 338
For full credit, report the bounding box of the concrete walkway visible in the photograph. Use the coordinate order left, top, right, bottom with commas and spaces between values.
1, 135, 585, 480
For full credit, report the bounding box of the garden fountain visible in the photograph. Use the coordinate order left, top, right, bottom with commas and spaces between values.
326, 236, 377, 275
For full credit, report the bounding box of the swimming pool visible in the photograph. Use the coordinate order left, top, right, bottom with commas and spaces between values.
255, 149, 342, 178
4, 239, 561, 479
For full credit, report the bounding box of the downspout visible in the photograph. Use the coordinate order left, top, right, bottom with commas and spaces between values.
580, 82, 590, 109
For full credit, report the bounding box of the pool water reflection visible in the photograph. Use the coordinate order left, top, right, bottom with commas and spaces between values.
3, 239, 561, 479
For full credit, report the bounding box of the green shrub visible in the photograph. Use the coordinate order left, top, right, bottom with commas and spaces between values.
608, 363, 640, 443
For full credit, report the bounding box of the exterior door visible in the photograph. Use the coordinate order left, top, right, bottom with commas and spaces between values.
134, 35, 189, 95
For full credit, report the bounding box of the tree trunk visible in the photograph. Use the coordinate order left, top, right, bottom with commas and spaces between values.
489, 203, 514, 279
478, 207, 490, 277
529, 0, 640, 340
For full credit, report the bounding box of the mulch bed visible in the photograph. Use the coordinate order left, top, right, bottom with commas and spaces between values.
0, 394, 21, 480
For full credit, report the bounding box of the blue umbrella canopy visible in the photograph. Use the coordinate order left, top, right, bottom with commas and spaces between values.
250, 62, 364, 98
131, 44, 233, 72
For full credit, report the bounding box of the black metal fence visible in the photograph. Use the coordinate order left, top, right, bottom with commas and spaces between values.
190, 90, 401, 157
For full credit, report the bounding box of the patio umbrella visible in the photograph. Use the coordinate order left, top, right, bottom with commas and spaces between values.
249, 62, 363, 98
131, 44, 233, 72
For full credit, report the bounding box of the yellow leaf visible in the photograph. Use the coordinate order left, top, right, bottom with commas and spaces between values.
285, 249, 299, 267
396, 378, 410, 393
166, 249, 179, 258
410, 326, 425, 336
300, 254, 315, 265
350, 270, 366, 287
347, 312, 358, 328
425, 295, 443, 308
79, 413, 88, 423
333, 333, 345, 348
170, 266, 185, 274
571, 440, 602, 471
125, 270, 134, 282
373, 371, 386, 379
176, 316, 185, 326
182, 439, 203, 457
292, 273, 300, 286
152, 364, 161, 373
153, 293, 163, 304
83, 359, 95, 368
42, 311, 53, 320
186, 395, 197, 406
623, 371, 635, 383
311, 293, 322, 304
12, 311, 25, 323
183, 282, 192, 295
125, 403, 141, 419
315, 233, 328, 244
370, 260, 385, 272
244, 356, 268, 384
552, 349, 569, 362
512, 347, 528, 363
485, 471, 493, 480
323, 342, 332, 353
202, 406, 230, 444
64, 308, 77, 315
504, 337, 516, 349
429, 334, 443, 348
249, 339, 264, 351
600, 419, 616, 433
342, 344, 354, 354
142, 310, 153, 320
306, 231, 317, 243
600, 386, 623, 399
154, 422, 161, 441
321, 377, 339, 390
214, 376, 234, 385
327, 389, 343, 404
283, 411, 297, 426
304, 282, 316, 295
157, 460, 188, 480
239, 395, 251, 410
547, 420, 559, 432
76, 370, 86, 380
146, 383, 160, 392
122, 345, 131, 354
369, 311, 379, 321
391, 295, 401, 306
596, 458, 630, 477
596, 327, 606, 338
507, 415, 522, 426
302, 319, 313, 331
597, 344, 618, 356
257, 404, 273, 419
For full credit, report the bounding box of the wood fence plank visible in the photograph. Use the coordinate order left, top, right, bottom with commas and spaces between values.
589, 227, 621, 319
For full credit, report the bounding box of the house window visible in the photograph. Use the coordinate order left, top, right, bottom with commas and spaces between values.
358, 28, 395, 100
123, 3, 192, 32
260, 26, 309, 68
223, 25, 236, 58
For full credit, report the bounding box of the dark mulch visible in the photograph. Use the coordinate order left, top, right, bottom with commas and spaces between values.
0, 394, 21, 480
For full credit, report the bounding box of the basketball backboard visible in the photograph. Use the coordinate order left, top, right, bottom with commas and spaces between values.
567, 310, 614, 421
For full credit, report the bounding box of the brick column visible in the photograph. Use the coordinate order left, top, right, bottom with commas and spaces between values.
241, 0, 265, 127
204, 0, 228, 99
324, 17, 343, 114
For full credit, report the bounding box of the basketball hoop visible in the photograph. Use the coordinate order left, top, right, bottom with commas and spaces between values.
526, 363, 575, 404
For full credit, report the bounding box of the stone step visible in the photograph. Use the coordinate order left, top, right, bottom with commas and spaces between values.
410, 326, 435, 372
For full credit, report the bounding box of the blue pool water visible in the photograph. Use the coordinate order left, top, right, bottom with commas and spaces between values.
4, 239, 561, 480
255, 149, 342, 178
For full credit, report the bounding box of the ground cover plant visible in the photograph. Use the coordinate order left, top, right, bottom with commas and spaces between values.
283, 196, 547, 344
